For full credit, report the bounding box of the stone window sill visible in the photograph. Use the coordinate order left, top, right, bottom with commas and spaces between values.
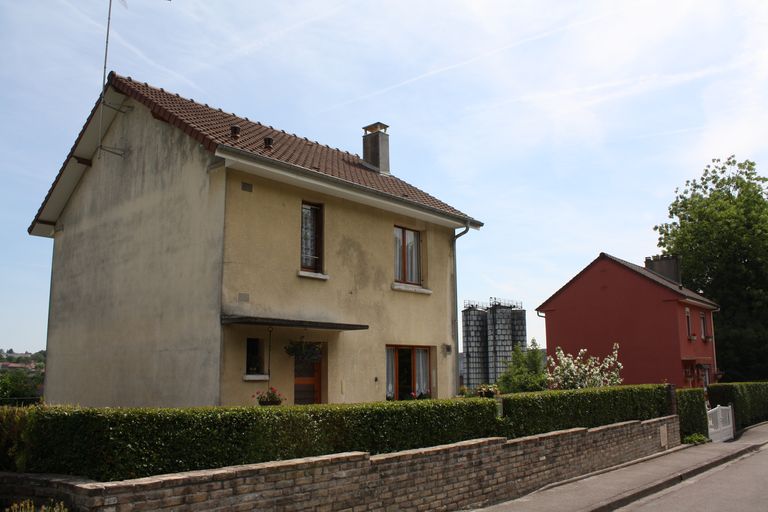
298, 270, 329, 281
391, 282, 433, 295
243, 374, 270, 382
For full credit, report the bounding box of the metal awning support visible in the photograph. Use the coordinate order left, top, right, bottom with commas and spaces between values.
220, 314, 368, 331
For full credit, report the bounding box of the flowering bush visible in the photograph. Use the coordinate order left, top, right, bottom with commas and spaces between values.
253, 387, 284, 405
547, 343, 623, 389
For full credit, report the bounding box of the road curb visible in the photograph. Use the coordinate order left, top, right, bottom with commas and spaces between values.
532, 444, 692, 495
587, 444, 761, 512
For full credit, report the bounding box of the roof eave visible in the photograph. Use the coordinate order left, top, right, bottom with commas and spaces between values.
680, 297, 719, 310
215, 144, 483, 230
28, 85, 128, 238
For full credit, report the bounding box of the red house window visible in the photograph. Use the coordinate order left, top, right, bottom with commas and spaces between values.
685, 308, 694, 341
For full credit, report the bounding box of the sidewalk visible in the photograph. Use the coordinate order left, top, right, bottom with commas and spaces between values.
476, 422, 768, 512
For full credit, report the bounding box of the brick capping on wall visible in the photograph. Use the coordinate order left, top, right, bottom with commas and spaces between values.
0, 416, 680, 511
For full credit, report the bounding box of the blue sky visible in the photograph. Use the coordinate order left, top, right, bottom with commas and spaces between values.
2, 1, 767, 353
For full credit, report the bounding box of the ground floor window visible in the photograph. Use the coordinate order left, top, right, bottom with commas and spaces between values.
386, 346, 430, 400
700, 364, 711, 386
246, 338, 265, 375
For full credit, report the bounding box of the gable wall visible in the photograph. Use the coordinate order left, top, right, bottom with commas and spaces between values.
541, 258, 686, 386
44, 98, 226, 406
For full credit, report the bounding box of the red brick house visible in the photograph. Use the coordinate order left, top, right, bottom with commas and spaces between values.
537, 253, 719, 388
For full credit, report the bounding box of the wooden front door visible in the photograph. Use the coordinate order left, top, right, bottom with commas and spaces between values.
294, 358, 321, 404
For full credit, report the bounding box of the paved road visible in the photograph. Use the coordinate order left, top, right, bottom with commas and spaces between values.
616, 446, 768, 512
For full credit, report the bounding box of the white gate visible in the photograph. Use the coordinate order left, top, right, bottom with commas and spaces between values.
707, 405, 734, 442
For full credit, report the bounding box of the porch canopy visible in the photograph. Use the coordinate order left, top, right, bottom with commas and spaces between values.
221, 314, 368, 331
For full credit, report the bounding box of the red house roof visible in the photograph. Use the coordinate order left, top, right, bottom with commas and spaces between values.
537, 252, 719, 311
30, 72, 482, 236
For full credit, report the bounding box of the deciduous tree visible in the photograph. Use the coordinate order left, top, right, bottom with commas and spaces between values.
655, 156, 768, 381
497, 340, 547, 393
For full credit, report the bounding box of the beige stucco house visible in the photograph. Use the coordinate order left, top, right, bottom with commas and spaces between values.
29, 72, 482, 407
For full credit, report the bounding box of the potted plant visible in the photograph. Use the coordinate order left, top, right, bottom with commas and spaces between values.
474, 384, 499, 398
284, 341, 322, 362
254, 387, 284, 406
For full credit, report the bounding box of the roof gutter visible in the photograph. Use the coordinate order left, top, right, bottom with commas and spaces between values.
679, 297, 719, 310
215, 144, 483, 230
453, 224, 470, 240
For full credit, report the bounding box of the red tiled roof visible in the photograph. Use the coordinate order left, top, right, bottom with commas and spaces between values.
108, 72, 478, 223
600, 253, 718, 307
29, 72, 481, 235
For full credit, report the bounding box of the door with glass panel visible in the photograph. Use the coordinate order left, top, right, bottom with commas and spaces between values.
294, 358, 321, 404
386, 346, 430, 400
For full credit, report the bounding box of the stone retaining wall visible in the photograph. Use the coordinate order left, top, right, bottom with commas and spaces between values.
0, 415, 679, 511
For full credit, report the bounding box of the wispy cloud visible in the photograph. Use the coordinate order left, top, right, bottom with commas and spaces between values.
478, 58, 752, 114
626, 125, 705, 141
318, 14, 607, 113
57, 0, 200, 91
186, 0, 350, 74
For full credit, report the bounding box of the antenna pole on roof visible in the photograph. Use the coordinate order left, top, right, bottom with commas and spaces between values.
98, 0, 114, 159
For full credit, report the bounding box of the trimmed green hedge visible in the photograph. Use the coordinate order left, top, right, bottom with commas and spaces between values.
676, 388, 708, 438
0, 406, 30, 471
0, 386, 683, 481
3, 399, 497, 481
500, 384, 670, 438
707, 382, 768, 430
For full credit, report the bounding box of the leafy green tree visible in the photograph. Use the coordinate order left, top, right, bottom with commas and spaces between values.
32, 350, 46, 364
655, 156, 768, 381
0, 369, 40, 403
497, 340, 547, 393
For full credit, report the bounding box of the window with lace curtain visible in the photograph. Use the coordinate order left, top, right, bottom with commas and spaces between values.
394, 226, 421, 285
386, 346, 430, 400
301, 202, 323, 272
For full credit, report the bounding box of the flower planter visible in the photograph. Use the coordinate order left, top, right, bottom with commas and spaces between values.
258, 400, 282, 406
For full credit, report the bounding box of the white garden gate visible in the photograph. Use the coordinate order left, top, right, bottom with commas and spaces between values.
707, 405, 734, 442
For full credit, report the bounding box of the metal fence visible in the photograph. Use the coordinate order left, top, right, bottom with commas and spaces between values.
707, 405, 734, 442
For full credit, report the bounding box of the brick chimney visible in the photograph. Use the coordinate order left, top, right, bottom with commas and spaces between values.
644, 254, 682, 284
362, 122, 390, 174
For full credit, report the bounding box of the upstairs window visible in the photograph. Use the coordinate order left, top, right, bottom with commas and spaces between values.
394, 226, 421, 284
301, 202, 323, 272
686, 308, 694, 340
